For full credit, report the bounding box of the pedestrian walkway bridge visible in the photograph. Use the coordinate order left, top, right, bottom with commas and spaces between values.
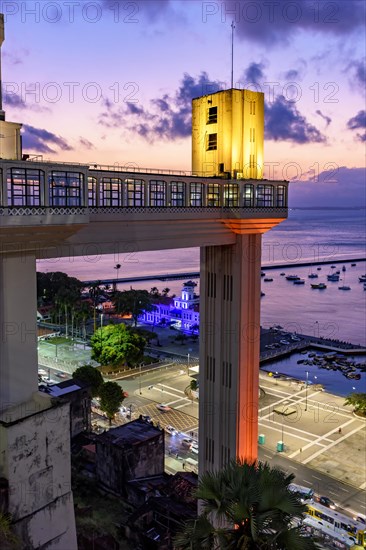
0, 159, 288, 257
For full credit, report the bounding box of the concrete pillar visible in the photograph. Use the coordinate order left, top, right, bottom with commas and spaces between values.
0, 254, 78, 548
0, 254, 38, 406
199, 233, 262, 474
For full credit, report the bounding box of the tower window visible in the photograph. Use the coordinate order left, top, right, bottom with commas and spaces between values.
207, 106, 217, 124
207, 133, 217, 151
250, 101, 256, 115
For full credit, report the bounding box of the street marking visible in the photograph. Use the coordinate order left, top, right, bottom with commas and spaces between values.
311, 475, 322, 480
158, 383, 186, 394
359, 481, 366, 490
289, 418, 357, 459
302, 422, 364, 464
264, 454, 272, 459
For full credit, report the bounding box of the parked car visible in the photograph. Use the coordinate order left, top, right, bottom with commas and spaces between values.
141, 415, 152, 423
181, 438, 193, 450
280, 340, 290, 345
319, 496, 336, 509
165, 425, 178, 436
156, 403, 171, 412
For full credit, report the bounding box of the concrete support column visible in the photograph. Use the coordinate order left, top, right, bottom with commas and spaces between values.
199, 233, 262, 475
0, 253, 38, 407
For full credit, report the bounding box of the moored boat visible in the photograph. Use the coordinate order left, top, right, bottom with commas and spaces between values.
286, 274, 300, 281
311, 282, 327, 289
293, 279, 305, 285
338, 285, 351, 290
264, 277, 273, 282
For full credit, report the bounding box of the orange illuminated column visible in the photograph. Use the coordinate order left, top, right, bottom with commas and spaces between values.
199, 232, 262, 474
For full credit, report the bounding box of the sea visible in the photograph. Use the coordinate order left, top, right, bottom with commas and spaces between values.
38, 207, 366, 395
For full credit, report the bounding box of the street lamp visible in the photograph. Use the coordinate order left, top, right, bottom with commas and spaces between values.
282, 406, 289, 449
139, 362, 143, 395
187, 352, 190, 375
305, 370, 309, 411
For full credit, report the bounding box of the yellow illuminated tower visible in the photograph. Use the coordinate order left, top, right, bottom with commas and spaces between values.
0, 14, 22, 159
192, 88, 264, 179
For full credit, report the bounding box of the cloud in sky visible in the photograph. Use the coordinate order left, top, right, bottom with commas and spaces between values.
345, 58, 366, 92
315, 110, 332, 128
99, 72, 224, 141
79, 137, 95, 150
4, 90, 50, 113
242, 62, 266, 86
100, 70, 325, 146
290, 166, 366, 207
22, 125, 73, 154
233, 0, 365, 46
265, 96, 326, 144
347, 110, 366, 142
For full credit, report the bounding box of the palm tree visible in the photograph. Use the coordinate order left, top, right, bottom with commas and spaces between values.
162, 287, 170, 297
89, 281, 102, 333
174, 460, 320, 550
113, 264, 121, 292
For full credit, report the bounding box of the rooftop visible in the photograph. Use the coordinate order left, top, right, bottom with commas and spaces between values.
97, 418, 163, 447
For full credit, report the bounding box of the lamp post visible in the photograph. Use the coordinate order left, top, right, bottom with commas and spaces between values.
187, 352, 190, 375
305, 370, 309, 411
282, 406, 289, 449
139, 362, 142, 395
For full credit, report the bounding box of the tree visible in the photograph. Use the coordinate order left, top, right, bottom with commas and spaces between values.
112, 289, 156, 326
90, 323, 146, 367
344, 392, 366, 416
99, 381, 125, 425
89, 281, 102, 332
175, 333, 187, 345
174, 460, 320, 550
72, 365, 104, 397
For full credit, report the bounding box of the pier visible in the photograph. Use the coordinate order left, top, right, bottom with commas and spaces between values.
81, 256, 365, 287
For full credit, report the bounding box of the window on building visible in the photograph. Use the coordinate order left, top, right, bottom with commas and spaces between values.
276, 185, 287, 207
7, 168, 43, 206
190, 182, 203, 206
223, 183, 239, 207
126, 178, 145, 207
250, 128, 255, 142
170, 181, 185, 207
243, 184, 254, 207
49, 171, 84, 207
250, 101, 256, 115
100, 177, 122, 207
207, 133, 217, 151
88, 177, 97, 206
149, 180, 166, 207
256, 184, 274, 207
207, 183, 220, 206
207, 106, 217, 124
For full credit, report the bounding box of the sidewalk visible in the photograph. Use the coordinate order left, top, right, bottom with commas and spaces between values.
258, 372, 366, 489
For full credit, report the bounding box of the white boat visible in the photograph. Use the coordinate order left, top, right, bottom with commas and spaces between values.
327, 273, 340, 281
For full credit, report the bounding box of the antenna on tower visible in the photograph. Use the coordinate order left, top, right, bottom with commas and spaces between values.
231, 20, 235, 89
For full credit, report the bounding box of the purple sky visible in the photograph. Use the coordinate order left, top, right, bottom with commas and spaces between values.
2, 0, 365, 206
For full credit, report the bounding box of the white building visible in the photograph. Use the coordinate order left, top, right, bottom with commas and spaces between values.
139, 281, 200, 333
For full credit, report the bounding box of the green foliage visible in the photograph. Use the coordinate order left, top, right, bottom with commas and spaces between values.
72, 365, 104, 397
0, 513, 20, 549
99, 381, 125, 425
37, 271, 83, 303
174, 460, 320, 550
91, 324, 146, 367
344, 392, 366, 415
112, 289, 156, 326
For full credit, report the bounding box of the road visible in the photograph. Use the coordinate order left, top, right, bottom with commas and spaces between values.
40, 359, 366, 519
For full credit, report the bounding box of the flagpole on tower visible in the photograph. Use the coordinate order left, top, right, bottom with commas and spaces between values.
231, 20, 235, 89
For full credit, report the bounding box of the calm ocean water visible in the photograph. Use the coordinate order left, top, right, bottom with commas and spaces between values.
38, 208, 366, 349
